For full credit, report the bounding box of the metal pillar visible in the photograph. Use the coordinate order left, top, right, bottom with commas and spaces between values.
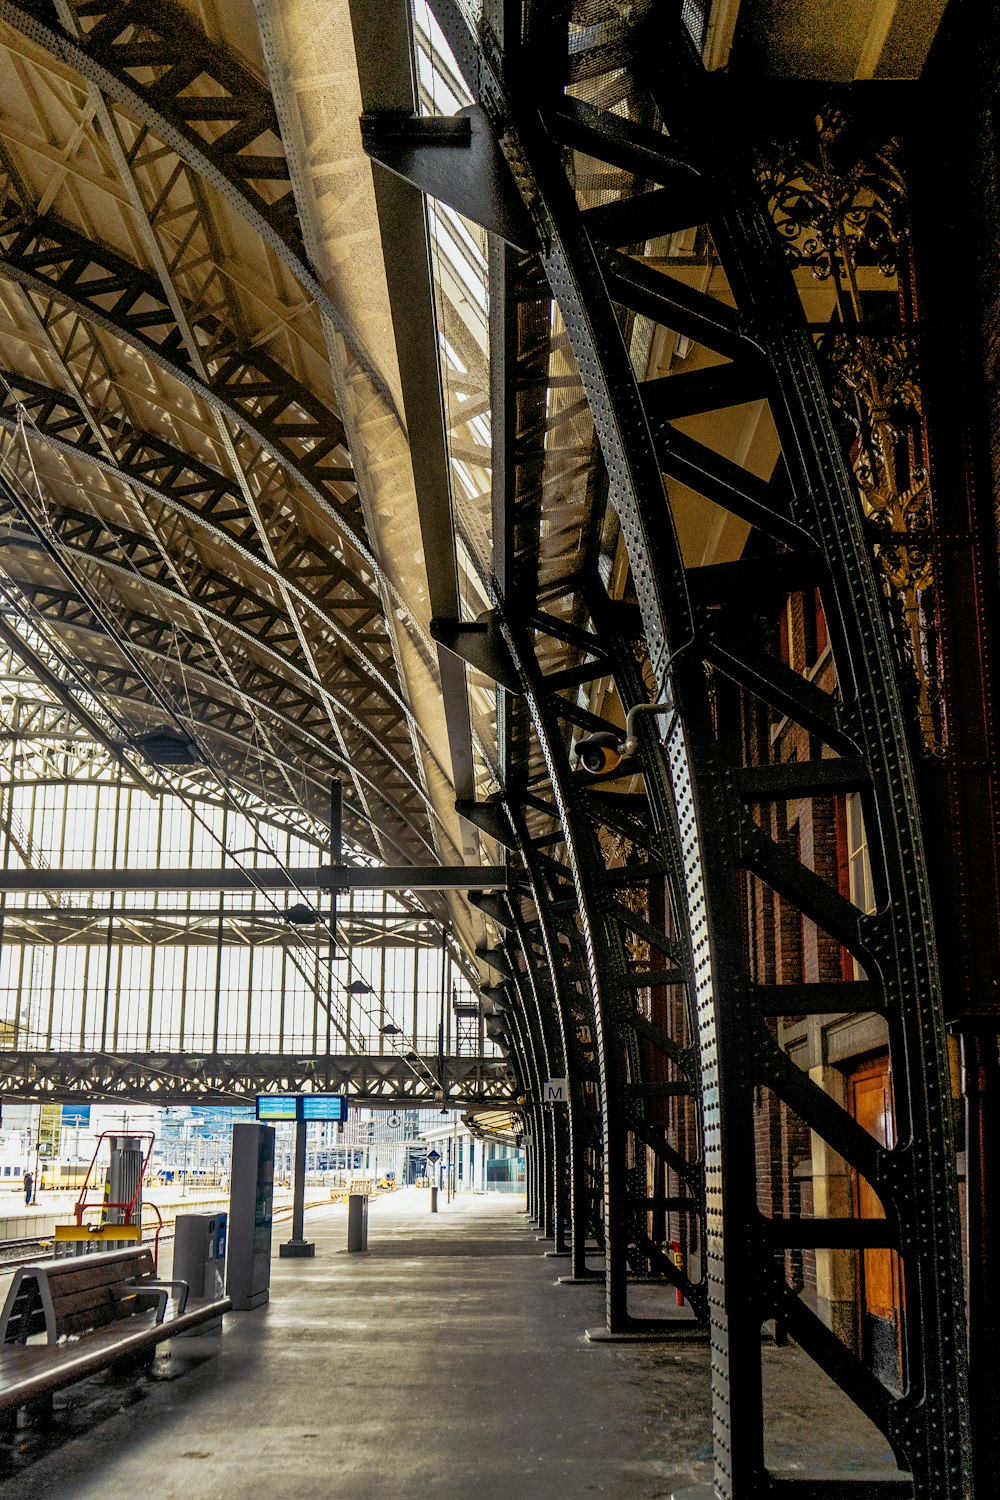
421, 5, 971, 1493
279, 1119, 314, 1258
965, 1029, 1000, 1495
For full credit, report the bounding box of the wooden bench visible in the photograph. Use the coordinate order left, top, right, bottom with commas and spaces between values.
0, 1246, 232, 1417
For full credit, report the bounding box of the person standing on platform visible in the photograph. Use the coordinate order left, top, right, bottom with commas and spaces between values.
23, 1169, 33, 1206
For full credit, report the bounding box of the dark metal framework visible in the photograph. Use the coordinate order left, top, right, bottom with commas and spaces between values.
0, 0, 398, 412
419, 4, 969, 1497
0, 0, 974, 1491
0, 18, 466, 879
0, 1050, 514, 1105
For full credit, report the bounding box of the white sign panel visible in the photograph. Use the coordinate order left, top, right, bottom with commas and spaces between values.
543, 1078, 569, 1103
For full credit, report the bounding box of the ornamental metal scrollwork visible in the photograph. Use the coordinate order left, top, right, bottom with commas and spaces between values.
755, 109, 907, 280
757, 114, 943, 754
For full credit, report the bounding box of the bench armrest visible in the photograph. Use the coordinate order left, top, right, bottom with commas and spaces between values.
124, 1286, 169, 1323
143, 1278, 189, 1316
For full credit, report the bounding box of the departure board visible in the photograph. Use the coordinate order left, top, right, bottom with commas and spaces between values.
255, 1093, 347, 1122
255, 1095, 298, 1121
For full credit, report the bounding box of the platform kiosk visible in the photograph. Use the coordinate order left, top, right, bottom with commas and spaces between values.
227, 1122, 275, 1310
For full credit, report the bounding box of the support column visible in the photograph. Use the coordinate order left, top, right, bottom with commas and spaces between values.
540, 1107, 555, 1239
279, 1118, 314, 1258
551, 1105, 569, 1254
965, 1027, 1000, 1495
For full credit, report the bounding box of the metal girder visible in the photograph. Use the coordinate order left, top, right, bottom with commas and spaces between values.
0, 0, 400, 415
0, 1049, 515, 1105
485, 205, 610, 1274
0, 863, 510, 891
431, 9, 705, 1323
0, 209, 372, 552
348, 0, 475, 810
0, 371, 415, 729
430, 4, 970, 1497
0, 905, 444, 949
0, 514, 430, 827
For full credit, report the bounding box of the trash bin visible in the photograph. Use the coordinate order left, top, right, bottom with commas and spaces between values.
347, 1193, 368, 1252
174, 1212, 227, 1331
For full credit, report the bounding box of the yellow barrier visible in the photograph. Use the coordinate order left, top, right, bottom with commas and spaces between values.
54, 1224, 142, 1242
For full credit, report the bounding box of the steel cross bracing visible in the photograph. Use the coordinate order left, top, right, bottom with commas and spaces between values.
0, 0, 400, 416
0, 1050, 515, 1105
486, 234, 607, 1270
479, 208, 702, 1302
496, 592, 706, 1331
0, 484, 439, 857
506, 793, 605, 1272
423, 4, 970, 1498
501, 891, 574, 1247
0, 77, 461, 877
0, 904, 443, 950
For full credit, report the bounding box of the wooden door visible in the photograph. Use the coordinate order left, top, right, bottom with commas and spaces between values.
849, 1055, 904, 1388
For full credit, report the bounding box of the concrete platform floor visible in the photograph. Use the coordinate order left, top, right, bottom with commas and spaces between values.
0, 1189, 907, 1499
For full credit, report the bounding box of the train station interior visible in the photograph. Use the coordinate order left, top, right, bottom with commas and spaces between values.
0, 0, 995, 1495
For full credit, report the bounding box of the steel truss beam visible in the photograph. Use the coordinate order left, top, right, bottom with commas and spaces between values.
0, 213, 446, 855
499, 592, 705, 1329
506, 809, 603, 1268
0, 209, 368, 551
0, 1050, 515, 1105
0, 576, 438, 865
0, 0, 399, 414
0, 3, 480, 911
0, 905, 444, 949
0, 863, 510, 891
0, 592, 432, 863
0, 370, 419, 738
0, 514, 433, 840
427, 5, 970, 1497
484, 233, 695, 1292
422, 14, 705, 1329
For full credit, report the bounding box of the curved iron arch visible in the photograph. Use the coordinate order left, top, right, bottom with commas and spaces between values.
0, 516, 437, 825
0, 211, 373, 556
0, 571, 445, 864
0, 0, 403, 421
0, 370, 424, 733
429, 3, 970, 1495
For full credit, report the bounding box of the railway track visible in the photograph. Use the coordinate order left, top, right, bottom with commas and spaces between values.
0, 1195, 328, 1272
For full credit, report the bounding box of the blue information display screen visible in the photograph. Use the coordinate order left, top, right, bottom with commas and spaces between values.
301, 1094, 348, 1123
255, 1096, 298, 1121
256, 1094, 348, 1122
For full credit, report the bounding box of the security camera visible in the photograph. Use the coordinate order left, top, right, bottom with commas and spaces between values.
571, 730, 623, 774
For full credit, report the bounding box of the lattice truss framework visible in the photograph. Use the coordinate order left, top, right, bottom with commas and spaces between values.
387, 3, 966, 1499
0, 0, 975, 1495
0, 0, 504, 908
